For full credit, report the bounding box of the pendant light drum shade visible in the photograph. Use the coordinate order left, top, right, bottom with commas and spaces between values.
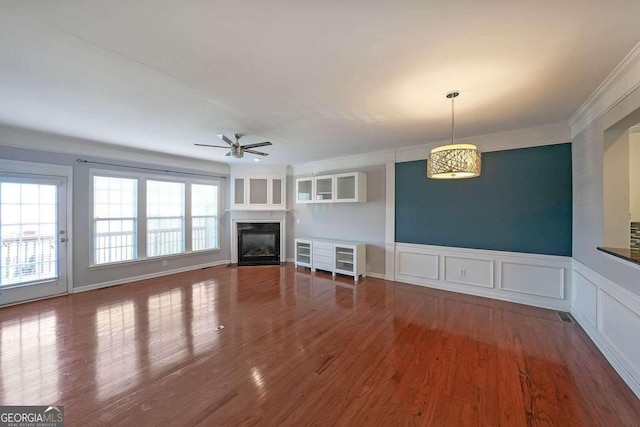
427, 143, 481, 179
427, 91, 482, 179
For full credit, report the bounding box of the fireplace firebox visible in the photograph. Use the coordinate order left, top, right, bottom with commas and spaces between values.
237, 222, 281, 266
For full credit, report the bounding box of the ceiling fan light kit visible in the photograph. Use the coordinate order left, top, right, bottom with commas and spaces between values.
195, 133, 272, 159
427, 91, 482, 179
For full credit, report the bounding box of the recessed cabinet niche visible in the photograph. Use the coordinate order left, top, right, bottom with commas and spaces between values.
295, 172, 366, 203
231, 175, 286, 210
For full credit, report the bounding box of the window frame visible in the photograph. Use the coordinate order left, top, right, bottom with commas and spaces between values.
90, 170, 140, 267
145, 178, 186, 258
190, 181, 220, 252
89, 169, 221, 268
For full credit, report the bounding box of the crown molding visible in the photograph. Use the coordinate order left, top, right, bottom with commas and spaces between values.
290, 122, 570, 175
395, 122, 570, 163
569, 40, 640, 138
0, 123, 230, 175
630, 126, 640, 134
291, 149, 396, 176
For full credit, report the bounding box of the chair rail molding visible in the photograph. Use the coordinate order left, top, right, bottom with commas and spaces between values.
394, 243, 572, 311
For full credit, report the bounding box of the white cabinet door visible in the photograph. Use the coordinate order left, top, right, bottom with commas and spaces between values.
294, 239, 312, 268
313, 175, 334, 202
296, 178, 314, 203
231, 175, 286, 210
295, 172, 366, 204
335, 172, 367, 203
248, 178, 269, 205
271, 178, 285, 208
231, 177, 246, 208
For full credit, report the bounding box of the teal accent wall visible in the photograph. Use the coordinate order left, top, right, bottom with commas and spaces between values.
395, 143, 572, 256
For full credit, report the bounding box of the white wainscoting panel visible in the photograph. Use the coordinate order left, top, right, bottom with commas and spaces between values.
500, 262, 565, 299
444, 256, 494, 288
394, 243, 571, 310
397, 250, 439, 280
599, 290, 640, 382
573, 270, 598, 329
571, 260, 640, 399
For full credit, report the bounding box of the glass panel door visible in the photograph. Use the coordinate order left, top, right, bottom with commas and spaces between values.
0, 175, 67, 306
1, 182, 57, 286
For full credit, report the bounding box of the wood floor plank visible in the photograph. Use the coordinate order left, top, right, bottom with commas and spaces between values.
1, 264, 639, 426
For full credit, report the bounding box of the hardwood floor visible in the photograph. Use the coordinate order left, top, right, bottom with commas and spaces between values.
1, 264, 639, 426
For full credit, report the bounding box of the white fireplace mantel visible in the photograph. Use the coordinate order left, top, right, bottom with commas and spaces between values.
230, 212, 286, 264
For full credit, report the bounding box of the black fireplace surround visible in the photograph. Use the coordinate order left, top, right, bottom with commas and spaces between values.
237, 222, 281, 266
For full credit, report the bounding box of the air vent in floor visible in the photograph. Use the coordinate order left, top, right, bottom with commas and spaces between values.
557, 311, 576, 324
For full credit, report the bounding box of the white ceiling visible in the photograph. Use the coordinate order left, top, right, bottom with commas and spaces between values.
0, 1, 639, 165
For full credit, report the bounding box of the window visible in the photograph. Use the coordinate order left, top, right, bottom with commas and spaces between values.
93, 176, 137, 265
147, 180, 185, 257
191, 183, 219, 251
91, 172, 220, 267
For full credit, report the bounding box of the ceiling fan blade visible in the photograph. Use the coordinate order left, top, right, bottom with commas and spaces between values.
217, 134, 235, 146
194, 143, 230, 148
244, 149, 269, 156
241, 141, 272, 149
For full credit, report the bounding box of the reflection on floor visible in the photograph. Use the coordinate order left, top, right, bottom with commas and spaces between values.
1, 264, 639, 426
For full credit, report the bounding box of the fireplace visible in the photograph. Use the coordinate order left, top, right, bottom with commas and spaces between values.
237, 222, 281, 266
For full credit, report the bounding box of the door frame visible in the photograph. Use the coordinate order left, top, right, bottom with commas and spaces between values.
0, 159, 73, 297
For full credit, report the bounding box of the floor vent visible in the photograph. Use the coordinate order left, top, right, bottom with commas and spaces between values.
557, 311, 575, 324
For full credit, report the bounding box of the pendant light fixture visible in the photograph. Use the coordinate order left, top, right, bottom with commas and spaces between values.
427, 91, 481, 179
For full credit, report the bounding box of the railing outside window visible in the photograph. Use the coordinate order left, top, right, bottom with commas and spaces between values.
1, 233, 56, 286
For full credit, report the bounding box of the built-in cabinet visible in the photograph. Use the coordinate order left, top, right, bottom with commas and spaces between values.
295, 238, 366, 281
295, 172, 366, 203
231, 175, 286, 210
294, 239, 312, 268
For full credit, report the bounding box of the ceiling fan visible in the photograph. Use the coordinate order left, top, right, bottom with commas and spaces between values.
195, 134, 272, 158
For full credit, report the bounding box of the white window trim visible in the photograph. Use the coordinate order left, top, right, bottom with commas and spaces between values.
89, 168, 221, 268
1, 159, 74, 295
190, 181, 221, 252
90, 169, 140, 266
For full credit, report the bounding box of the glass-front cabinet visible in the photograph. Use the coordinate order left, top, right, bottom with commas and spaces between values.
295, 172, 366, 204
314, 175, 334, 202
335, 172, 366, 202
296, 177, 314, 203
231, 175, 286, 210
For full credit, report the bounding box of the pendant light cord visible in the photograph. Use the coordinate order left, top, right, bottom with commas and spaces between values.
451, 95, 455, 145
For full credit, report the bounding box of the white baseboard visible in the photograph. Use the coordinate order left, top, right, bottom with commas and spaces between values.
571, 260, 640, 399
72, 259, 230, 294
365, 271, 385, 279
394, 243, 572, 311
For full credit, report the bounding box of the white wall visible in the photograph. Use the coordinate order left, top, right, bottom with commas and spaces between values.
630, 130, 640, 222
603, 126, 631, 247
570, 42, 640, 398
0, 127, 231, 290
572, 88, 640, 295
